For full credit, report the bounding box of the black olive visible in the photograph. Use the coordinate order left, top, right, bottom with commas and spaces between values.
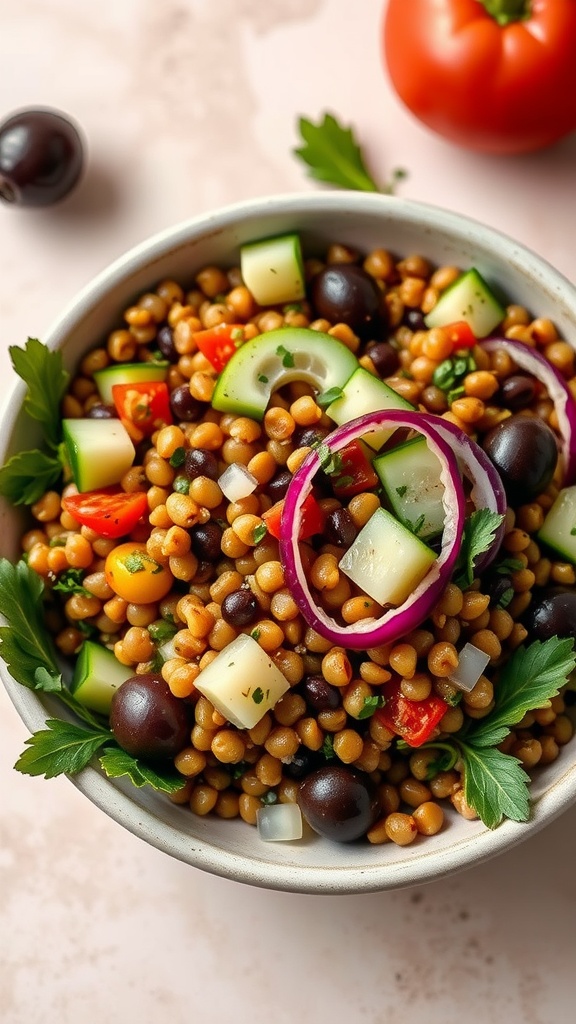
184, 447, 219, 480
524, 588, 576, 641
221, 588, 260, 627
85, 403, 116, 419
324, 507, 358, 547
0, 108, 84, 207
110, 675, 190, 761
482, 414, 558, 505
284, 747, 323, 779
189, 521, 222, 561
170, 385, 203, 422
365, 341, 400, 377
157, 324, 179, 363
311, 264, 384, 337
303, 675, 341, 712
298, 765, 379, 842
267, 469, 293, 502
499, 373, 537, 411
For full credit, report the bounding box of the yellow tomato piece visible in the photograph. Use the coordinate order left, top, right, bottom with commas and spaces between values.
104, 542, 173, 603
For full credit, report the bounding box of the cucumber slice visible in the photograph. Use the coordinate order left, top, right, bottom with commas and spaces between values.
62, 418, 136, 492
71, 640, 133, 714
538, 485, 576, 564
424, 268, 505, 338
94, 362, 169, 405
339, 507, 436, 608
240, 233, 305, 306
211, 327, 358, 420
374, 437, 446, 539
326, 366, 414, 450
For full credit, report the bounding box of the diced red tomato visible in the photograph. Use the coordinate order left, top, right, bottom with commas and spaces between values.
111, 381, 172, 442
263, 493, 326, 541
444, 320, 477, 351
62, 488, 149, 539
193, 323, 246, 372
331, 440, 379, 498
375, 676, 448, 747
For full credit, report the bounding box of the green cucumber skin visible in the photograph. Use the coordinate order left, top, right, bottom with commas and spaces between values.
94, 362, 169, 405
212, 327, 358, 420
424, 268, 505, 338
71, 641, 133, 714
240, 233, 305, 307
62, 418, 135, 492
326, 366, 413, 450
538, 486, 576, 564
374, 437, 445, 539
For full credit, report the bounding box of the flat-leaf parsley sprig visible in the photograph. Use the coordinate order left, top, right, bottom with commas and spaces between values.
0, 338, 69, 505
294, 112, 407, 194
421, 636, 576, 829
0, 557, 184, 794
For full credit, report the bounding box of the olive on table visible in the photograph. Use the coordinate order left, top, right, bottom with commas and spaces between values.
310, 264, 384, 337
110, 674, 190, 760
482, 414, 558, 505
0, 108, 84, 207
524, 588, 576, 641
298, 764, 379, 842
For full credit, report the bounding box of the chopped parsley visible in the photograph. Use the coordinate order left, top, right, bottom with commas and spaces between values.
275, 344, 295, 368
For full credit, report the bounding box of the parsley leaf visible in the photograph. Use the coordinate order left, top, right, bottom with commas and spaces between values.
459, 742, 530, 830
14, 719, 111, 779
453, 509, 504, 589
295, 113, 388, 193
52, 567, 91, 596
0, 448, 63, 505
357, 695, 385, 720
275, 344, 295, 368
9, 338, 70, 450
469, 637, 576, 749
98, 747, 185, 793
316, 386, 344, 409
253, 523, 268, 544
0, 558, 61, 688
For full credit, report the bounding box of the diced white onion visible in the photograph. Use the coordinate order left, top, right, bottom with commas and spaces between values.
218, 463, 258, 501
158, 637, 178, 662
449, 643, 490, 693
257, 803, 303, 842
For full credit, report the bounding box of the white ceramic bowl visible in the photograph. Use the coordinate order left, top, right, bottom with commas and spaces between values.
2, 191, 576, 894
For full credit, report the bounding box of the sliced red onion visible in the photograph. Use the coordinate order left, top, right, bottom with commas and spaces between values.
481, 337, 576, 484
280, 411, 465, 649
426, 415, 506, 573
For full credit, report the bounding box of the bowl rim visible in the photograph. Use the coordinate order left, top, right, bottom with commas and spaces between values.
2, 189, 576, 894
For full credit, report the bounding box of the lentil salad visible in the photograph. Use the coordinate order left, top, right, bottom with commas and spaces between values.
3, 231, 576, 847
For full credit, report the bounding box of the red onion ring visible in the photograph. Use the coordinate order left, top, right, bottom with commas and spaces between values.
280, 410, 465, 649
481, 337, 576, 484
426, 416, 506, 573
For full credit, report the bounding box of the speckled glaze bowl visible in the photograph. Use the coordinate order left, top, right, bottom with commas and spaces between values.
2, 192, 576, 894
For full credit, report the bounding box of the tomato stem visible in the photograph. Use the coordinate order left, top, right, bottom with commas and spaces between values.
479, 0, 530, 25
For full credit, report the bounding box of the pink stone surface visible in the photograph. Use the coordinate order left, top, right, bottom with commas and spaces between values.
1, 3, 576, 1022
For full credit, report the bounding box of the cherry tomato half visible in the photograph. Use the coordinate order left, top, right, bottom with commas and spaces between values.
105, 542, 174, 603
112, 381, 172, 442
62, 488, 148, 539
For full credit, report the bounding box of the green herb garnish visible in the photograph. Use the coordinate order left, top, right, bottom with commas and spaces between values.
52, 567, 92, 596
357, 695, 386, 720
276, 344, 295, 368
252, 687, 265, 705
169, 447, 186, 468
253, 523, 268, 544
395, 485, 408, 498
258, 374, 269, 384
294, 113, 406, 194
0, 339, 70, 505
316, 386, 344, 409
453, 509, 505, 589
426, 637, 576, 829
98, 747, 185, 794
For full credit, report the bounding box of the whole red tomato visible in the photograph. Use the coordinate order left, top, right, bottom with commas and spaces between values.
383, 0, 576, 154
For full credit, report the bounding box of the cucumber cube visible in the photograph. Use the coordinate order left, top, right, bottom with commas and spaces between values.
373, 437, 446, 539
538, 485, 576, 564
424, 268, 505, 338
326, 367, 414, 450
339, 507, 436, 607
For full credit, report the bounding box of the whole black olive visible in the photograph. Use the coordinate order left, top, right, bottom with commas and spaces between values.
365, 341, 400, 377
110, 674, 190, 761
311, 264, 384, 337
482, 414, 558, 505
499, 373, 537, 412
221, 588, 260, 627
524, 588, 576, 641
0, 108, 84, 207
303, 675, 341, 712
298, 765, 379, 842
